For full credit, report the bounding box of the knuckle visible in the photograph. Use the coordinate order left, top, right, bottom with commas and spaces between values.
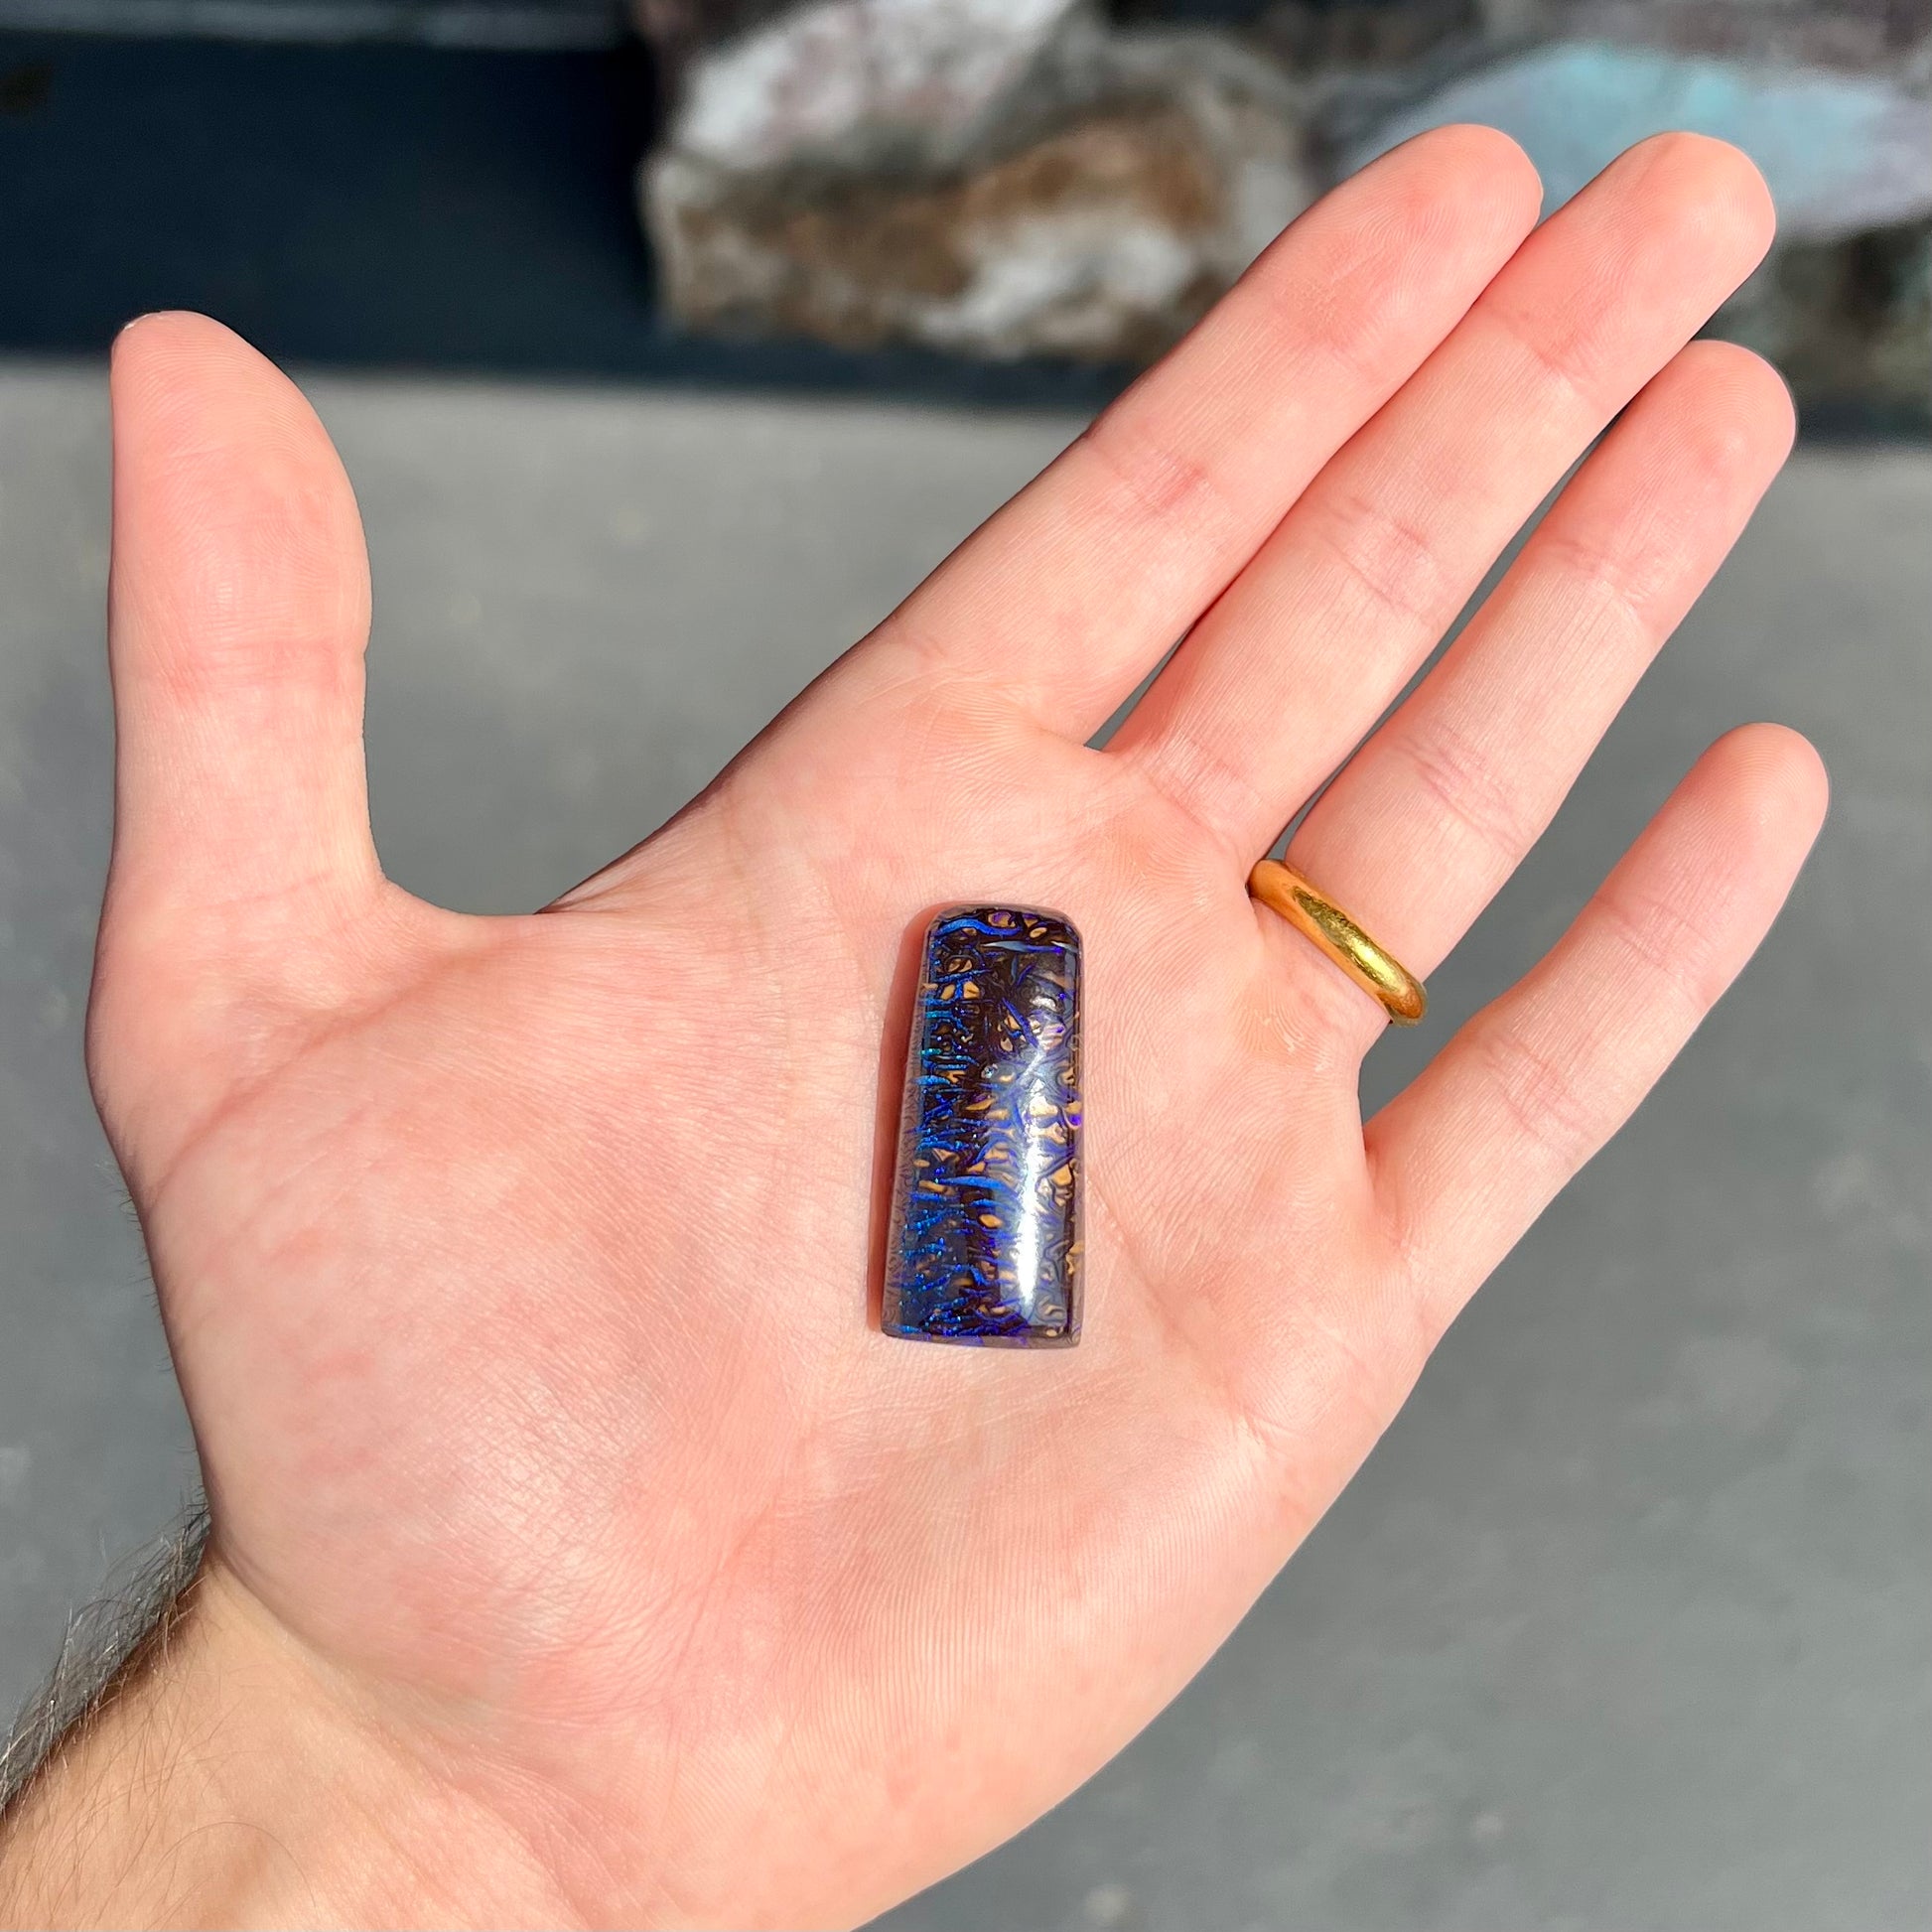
1481, 295, 1604, 417
1387, 714, 1538, 865
1596, 883, 1722, 1014
1074, 412, 1239, 548
1469, 1019, 1598, 1164
1126, 723, 1270, 870
1303, 487, 1453, 630
1531, 522, 1666, 638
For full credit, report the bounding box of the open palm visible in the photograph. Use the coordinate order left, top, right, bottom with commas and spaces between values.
79, 129, 1822, 1927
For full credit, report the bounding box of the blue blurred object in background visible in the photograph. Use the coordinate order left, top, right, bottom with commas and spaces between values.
1350, 38, 1931, 239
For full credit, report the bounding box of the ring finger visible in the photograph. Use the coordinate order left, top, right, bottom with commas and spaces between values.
1267, 338, 1795, 1045
1110, 134, 1774, 858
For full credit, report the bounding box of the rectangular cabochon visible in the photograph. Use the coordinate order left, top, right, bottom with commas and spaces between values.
883, 905, 1082, 1347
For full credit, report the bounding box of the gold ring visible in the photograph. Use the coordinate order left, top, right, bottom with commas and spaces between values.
1248, 860, 1427, 1027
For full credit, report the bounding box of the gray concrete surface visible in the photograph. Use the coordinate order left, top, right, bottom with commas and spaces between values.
0, 361, 1925, 1928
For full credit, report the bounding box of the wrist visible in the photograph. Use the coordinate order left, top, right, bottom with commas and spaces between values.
0, 1554, 577, 1930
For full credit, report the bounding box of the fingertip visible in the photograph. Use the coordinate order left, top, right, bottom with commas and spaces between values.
110, 311, 178, 398
112, 309, 170, 350
110, 307, 350, 511
1427, 121, 1545, 216
109, 316, 329, 480
1705, 722, 1830, 849
113, 308, 192, 347
1619, 130, 1778, 269
109, 306, 368, 693
1372, 121, 1545, 241
111, 309, 255, 386
1673, 335, 1795, 429
1750, 721, 1829, 821
1669, 336, 1770, 377
1644, 339, 1798, 483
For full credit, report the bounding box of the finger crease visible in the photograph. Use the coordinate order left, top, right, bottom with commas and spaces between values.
1073, 416, 1245, 560
1593, 881, 1723, 1014
1468, 1017, 1599, 1166
1128, 728, 1278, 872
1529, 525, 1666, 639
1385, 716, 1537, 867
1300, 491, 1454, 633
1481, 301, 1608, 424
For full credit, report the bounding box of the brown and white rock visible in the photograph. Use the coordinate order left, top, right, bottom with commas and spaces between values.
642, 0, 1314, 361
639, 0, 1928, 418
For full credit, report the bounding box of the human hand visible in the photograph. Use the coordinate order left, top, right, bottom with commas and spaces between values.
1, 129, 1824, 1928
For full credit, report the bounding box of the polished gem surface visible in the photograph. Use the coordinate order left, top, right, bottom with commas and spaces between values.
883, 905, 1083, 1346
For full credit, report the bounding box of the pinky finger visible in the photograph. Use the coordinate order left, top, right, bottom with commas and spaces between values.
1368, 724, 1828, 1332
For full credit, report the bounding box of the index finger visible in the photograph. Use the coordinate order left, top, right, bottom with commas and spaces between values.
864, 125, 1542, 741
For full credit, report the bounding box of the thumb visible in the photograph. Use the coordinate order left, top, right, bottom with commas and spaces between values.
91, 314, 395, 1149
103, 313, 381, 954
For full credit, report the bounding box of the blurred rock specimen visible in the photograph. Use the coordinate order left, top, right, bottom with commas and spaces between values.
637, 0, 1932, 416
640, 0, 1314, 359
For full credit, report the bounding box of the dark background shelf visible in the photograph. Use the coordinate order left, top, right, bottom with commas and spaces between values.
0, 28, 1135, 407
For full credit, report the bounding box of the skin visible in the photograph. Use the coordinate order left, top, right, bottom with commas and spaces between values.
0, 127, 1827, 1929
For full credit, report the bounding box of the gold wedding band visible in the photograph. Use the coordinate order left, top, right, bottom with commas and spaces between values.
1248, 860, 1427, 1027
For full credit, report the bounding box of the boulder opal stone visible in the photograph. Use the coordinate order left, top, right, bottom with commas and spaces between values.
883, 906, 1082, 1346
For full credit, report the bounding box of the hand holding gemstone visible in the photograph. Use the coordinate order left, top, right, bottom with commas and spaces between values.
11, 129, 1828, 1931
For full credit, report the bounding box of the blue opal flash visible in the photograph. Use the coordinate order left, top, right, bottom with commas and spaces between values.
882, 906, 1082, 1347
